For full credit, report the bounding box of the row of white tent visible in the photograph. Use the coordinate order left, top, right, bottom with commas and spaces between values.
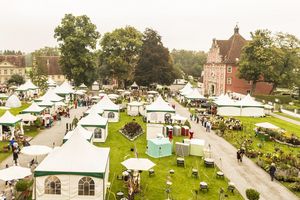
179, 82, 205, 100
214, 94, 265, 117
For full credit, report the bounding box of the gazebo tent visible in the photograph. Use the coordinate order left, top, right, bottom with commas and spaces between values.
36, 89, 64, 103
146, 138, 172, 158
185, 88, 205, 100
214, 94, 240, 116
16, 79, 39, 92
179, 82, 192, 93
54, 81, 74, 95
47, 78, 57, 88
5, 94, 21, 108
63, 125, 93, 143
127, 101, 144, 116
130, 82, 139, 90
79, 83, 87, 89
84, 105, 104, 116
78, 112, 108, 142
0, 111, 23, 140
238, 94, 264, 117
146, 96, 175, 123
92, 81, 99, 91
34, 131, 110, 200
21, 102, 46, 114
95, 95, 120, 122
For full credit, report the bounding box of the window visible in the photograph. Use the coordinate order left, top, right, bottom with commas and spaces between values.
4, 70, 7, 75
10, 69, 14, 74
78, 177, 95, 196
227, 77, 232, 85
57, 75, 60, 79
94, 128, 102, 139
227, 66, 232, 73
108, 112, 115, 118
45, 176, 61, 195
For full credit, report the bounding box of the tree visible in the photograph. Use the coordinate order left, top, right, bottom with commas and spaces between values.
7, 74, 25, 86
264, 33, 300, 93
170, 49, 206, 77
28, 56, 48, 92
99, 26, 143, 88
238, 30, 274, 94
135, 28, 179, 86
54, 14, 100, 86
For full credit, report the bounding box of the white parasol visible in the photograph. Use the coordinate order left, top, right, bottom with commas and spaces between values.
171, 114, 187, 121
0, 166, 32, 181
17, 113, 37, 122
21, 145, 53, 156
121, 158, 155, 171
255, 122, 280, 130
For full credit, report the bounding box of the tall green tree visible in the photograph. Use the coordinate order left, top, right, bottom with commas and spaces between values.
54, 14, 100, 86
238, 30, 274, 94
28, 56, 48, 91
7, 74, 25, 86
135, 28, 179, 86
264, 33, 300, 93
170, 49, 206, 77
99, 26, 143, 87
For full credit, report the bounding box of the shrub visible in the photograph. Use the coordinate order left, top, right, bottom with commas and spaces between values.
184, 120, 191, 128
218, 121, 226, 134
34, 118, 42, 128
246, 188, 260, 200
15, 180, 32, 192
289, 182, 300, 192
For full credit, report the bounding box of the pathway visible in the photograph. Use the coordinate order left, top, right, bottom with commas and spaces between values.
170, 99, 298, 200
270, 112, 300, 126
0, 106, 88, 190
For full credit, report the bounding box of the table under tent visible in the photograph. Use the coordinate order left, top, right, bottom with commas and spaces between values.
0, 111, 23, 141
34, 131, 110, 200
145, 96, 175, 123
146, 137, 172, 158
78, 111, 108, 142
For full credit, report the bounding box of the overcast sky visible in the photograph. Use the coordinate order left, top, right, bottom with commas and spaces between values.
0, 0, 299, 53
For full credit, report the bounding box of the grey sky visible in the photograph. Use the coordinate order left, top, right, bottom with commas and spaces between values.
0, 0, 299, 53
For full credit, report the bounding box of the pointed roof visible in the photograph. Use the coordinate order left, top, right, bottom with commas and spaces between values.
16, 79, 39, 91
238, 94, 263, 107
54, 81, 74, 95
35, 130, 110, 178
5, 94, 21, 108
131, 82, 138, 87
79, 83, 87, 88
96, 94, 120, 111
185, 88, 205, 99
214, 94, 236, 106
79, 112, 108, 128
85, 104, 104, 115
146, 96, 175, 113
0, 111, 22, 125
21, 102, 46, 114
47, 78, 56, 87
37, 99, 54, 107
179, 82, 192, 93
63, 125, 93, 142
36, 89, 64, 102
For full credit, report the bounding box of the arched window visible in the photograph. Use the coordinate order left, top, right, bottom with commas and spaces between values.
78, 177, 95, 196
45, 176, 61, 195
108, 112, 115, 118
94, 128, 102, 139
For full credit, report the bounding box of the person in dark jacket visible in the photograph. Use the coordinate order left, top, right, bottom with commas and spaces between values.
269, 163, 276, 181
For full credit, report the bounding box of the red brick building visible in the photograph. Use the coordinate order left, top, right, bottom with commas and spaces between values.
203, 26, 272, 96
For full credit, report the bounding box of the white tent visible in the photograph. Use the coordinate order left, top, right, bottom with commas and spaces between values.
130, 82, 139, 90
34, 131, 110, 200
238, 94, 264, 117
79, 112, 108, 142
63, 125, 93, 143
127, 101, 144, 116
0, 166, 31, 181
179, 82, 192, 93
47, 78, 57, 88
95, 95, 120, 122
37, 99, 54, 108
54, 81, 74, 95
0, 111, 23, 140
16, 79, 39, 91
85, 104, 104, 115
107, 94, 119, 100
17, 113, 37, 122
214, 94, 240, 116
5, 94, 21, 108
185, 88, 205, 100
22, 102, 45, 114
146, 96, 175, 123
79, 83, 87, 89
180, 87, 193, 96
255, 122, 280, 130
36, 89, 64, 102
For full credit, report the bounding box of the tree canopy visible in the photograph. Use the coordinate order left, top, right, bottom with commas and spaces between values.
99, 26, 143, 88
134, 28, 179, 86
54, 14, 100, 86
7, 74, 25, 86
170, 49, 206, 77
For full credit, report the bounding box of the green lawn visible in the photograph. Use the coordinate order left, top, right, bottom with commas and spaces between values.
275, 112, 300, 123
96, 113, 243, 200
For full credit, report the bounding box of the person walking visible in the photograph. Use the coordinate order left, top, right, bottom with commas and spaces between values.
237, 149, 241, 163
13, 147, 19, 166
269, 163, 276, 181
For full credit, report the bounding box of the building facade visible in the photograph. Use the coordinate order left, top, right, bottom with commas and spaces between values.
0, 55, 26, 84
203, 26, 272, 96
36, 56, 66, 84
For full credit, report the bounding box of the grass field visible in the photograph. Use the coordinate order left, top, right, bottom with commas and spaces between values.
96, 112, 243, 200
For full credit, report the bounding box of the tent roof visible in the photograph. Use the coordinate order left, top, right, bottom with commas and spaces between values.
238, 94, 263, 107
131, 82, 138, 87
54, 81, 74, 95
146, 96, 175, 113
36, 89, 64, 102
5, 94, 21, 108
185, 88, 205, 99
16, 80, 39, 91
214, 94, 236, 106
21, 102, 45, 114
149, 137, 171, 145
128, 101, 144, 106
35, 130, 110, 177
37, 99, 54, 107
47, 78, 56, 86
85, 104, 104, 115
96, 94, 120, 111
79, 112, 108, 127
64, 125, 93, 141
0, 111, 22, 125
179, 82, 192, 93
79, 83, 87, 88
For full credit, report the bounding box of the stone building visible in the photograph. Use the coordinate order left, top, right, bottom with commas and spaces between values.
203, 26, 272, 96
0, 55, 26, 84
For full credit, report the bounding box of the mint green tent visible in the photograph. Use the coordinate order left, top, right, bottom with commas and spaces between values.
146, 138, 172, 158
